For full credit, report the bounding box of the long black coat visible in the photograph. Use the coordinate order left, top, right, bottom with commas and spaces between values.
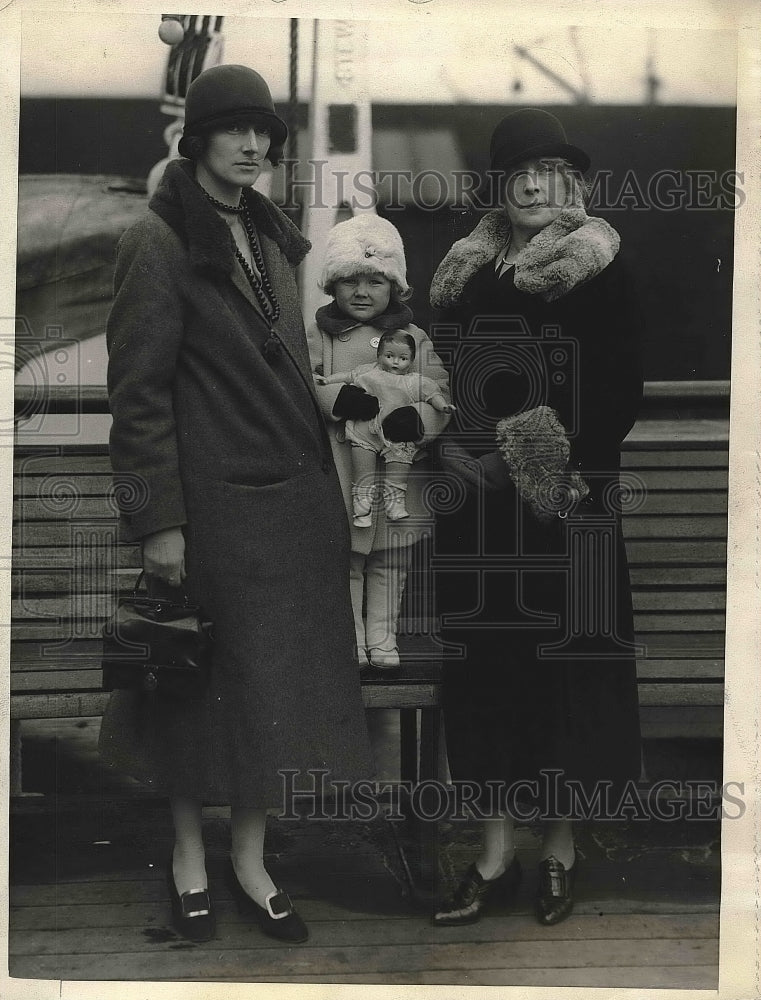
432, 253, 644, 816
98, 160, 372, 806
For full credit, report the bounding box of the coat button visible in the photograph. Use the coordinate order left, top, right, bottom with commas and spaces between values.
322, 460, 330, 474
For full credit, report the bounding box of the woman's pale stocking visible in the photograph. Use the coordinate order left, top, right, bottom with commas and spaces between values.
170, 796, 207, 895
540, 819, 575, 869
475, 816, 516, 880
230, 806, 277, 906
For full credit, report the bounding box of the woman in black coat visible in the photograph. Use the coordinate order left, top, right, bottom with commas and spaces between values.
100, 65, 372, 945
429, 109, 644, 927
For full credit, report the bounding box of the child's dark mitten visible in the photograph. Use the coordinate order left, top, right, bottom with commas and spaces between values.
382, 406, 424, 443
332, 384, 380, 420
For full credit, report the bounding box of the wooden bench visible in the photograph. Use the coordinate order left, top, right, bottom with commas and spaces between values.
11, 381, 728, 884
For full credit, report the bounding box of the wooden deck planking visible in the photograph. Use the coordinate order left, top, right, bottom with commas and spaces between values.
220, 966, 718, 987
9, 768, 720, 988
8, 896, 718, 940
8, 936, 719, 983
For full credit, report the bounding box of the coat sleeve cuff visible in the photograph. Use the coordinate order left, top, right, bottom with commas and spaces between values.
111, 471, 187, 542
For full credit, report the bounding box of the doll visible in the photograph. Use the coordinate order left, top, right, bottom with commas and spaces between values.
316, 330, 455, 524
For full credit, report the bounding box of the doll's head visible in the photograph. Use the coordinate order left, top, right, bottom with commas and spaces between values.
320, 215, 411, 321
377, 331, 416, 374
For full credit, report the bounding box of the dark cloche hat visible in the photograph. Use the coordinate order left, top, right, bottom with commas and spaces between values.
489, 108, 590, 174
178, 64, 288, 163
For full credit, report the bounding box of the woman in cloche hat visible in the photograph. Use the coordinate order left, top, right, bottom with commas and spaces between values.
430, 108, 644, 927
100, 64, 372, 945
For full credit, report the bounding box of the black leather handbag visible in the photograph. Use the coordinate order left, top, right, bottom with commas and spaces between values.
102, 573, 213, 700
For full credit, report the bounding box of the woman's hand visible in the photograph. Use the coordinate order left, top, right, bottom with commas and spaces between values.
142, 526, 186, 588
436, 444, 511, 492
332, 384, 380, 420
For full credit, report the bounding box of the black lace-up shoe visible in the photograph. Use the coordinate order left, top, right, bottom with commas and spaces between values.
432, 858, 522, 926
535, 855, 576, 926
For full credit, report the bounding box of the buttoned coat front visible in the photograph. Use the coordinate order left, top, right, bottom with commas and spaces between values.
98, 160, 373, 806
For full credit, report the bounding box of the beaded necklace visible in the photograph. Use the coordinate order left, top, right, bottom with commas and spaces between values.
202, 190, 245, 215
235, 202, 281, 331
202, 188, 282, 359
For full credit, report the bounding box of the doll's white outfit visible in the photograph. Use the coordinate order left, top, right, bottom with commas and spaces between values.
344, 363, 443, 464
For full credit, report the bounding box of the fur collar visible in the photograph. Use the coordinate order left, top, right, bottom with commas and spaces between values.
430, 206, 620, 307
149, 159, 311, 273
315, 300, 414, 337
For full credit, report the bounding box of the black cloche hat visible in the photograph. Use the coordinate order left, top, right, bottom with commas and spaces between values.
178, 64, 288, 163
489, 108, 590, 174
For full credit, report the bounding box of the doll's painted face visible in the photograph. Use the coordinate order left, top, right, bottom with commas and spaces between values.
334, 274, 392, 323
378, 338, 413, 374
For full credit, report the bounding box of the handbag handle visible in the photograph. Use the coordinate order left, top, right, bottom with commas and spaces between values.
133, 571, 193, 609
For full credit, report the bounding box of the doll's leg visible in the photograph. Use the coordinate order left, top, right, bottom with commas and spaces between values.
365, 545, 411, 668
349, 550, 369, 667
350, 445, 377, 528
383, 460, 411, 520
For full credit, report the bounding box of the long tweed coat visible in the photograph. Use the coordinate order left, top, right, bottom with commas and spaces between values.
430, 208, 645, 816
98, 159, 373, 806
306, 301, 451, 555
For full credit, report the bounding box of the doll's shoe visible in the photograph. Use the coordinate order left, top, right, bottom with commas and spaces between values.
535, 855, 576, 926
225, 861, 308, 943
383, 484, 409, 521
432, 858, 522, 926
352, 485, 374, 527
166, 861, 216, 943
368, 646, 401, 674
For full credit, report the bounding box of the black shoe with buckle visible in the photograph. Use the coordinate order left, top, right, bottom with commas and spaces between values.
225, 861, 308, 943
432, 858, 522, 927
166, 862, 216, 943
536, 855, 576, 926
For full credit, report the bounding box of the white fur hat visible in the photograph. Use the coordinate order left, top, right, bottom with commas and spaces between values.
320, 214, 409, 296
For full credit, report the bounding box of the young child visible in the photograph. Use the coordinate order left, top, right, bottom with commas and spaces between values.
316, 330, 455, 525
307, 214, 452, 672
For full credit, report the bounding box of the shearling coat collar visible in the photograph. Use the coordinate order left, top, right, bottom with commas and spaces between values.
315, 300, 414, 337
430, 206, 620, 307
149, 158, 311, 275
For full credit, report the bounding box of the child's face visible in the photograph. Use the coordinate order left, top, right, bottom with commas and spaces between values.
378, 340, 413, 374
334, 274, 392, 322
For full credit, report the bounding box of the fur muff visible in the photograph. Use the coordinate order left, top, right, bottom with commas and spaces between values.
495, 405, 589, 523
430, 206, 620, 308
320, 214, 409, 295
